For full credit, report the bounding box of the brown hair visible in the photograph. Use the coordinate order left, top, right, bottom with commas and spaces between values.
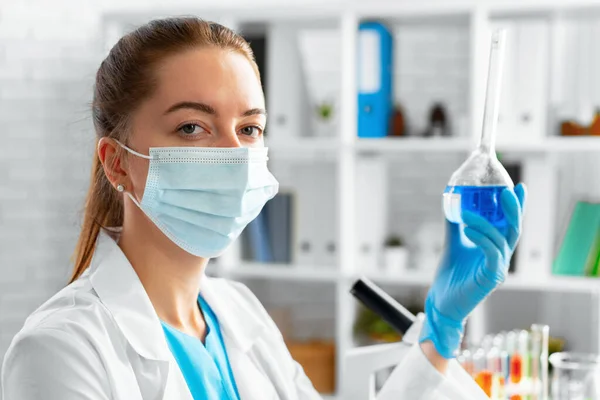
70, 17, 259, 283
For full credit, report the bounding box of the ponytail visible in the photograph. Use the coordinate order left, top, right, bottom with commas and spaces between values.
70, 146, 123, 283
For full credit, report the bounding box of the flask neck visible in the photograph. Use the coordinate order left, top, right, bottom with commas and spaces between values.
477, 30, 505, 158
477, 130, 496, 155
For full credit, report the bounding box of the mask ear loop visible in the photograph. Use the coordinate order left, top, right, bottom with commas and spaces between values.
114, 140, 152, 160
113, 140, 149, 209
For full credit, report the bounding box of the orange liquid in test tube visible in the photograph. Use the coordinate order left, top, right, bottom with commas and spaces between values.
510, 353, 522, 383
475, 371, 493, 397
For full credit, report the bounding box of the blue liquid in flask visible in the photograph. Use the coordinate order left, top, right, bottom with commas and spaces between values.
443, 185, 508, 228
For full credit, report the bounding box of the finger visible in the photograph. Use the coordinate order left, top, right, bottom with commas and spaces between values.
462, 210, 509, 255
514, 183, 527, 212
500, 188, 522, 249
444, 217, 462, 249
464, 226, 508, 285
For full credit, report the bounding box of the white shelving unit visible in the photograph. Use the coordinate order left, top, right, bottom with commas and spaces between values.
355, 137, 472, 153
221, 263, 340, 282
220, 263, 600, 293
107, 1, 600, 398
266, 136, 600, 157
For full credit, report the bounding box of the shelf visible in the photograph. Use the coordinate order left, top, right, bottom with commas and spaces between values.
497, 137, 600, 153
544, 137, 600, 152
488, 0, 600, 16
266, 137, 600, 157
355, 137, 471, 154
218, 267, 598, 293
265, 137, 600, 158
502, 275, 600, 293
356, 4, 472, 20
219, 263, 341, 282
353, 270, 600, 293
214, 263, 600, 294
266, 137, 339, 160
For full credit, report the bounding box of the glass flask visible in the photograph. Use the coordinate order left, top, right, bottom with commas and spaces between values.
443, 29, 514, 228
550, 352, 600, 400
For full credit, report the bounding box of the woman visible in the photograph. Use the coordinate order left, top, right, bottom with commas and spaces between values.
1, 17, 525, 399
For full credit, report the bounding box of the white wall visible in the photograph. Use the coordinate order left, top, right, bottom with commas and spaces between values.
0, 0, 106, 362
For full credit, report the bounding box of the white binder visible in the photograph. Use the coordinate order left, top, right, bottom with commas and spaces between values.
355, 157, 388, 272
494, 19, 549, 145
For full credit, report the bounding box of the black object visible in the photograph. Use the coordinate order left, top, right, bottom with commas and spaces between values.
244, 33, 268, 135
424, 103, 449, 137
350, 278, 416, 335
502, 161, 522, 274
243, 34, 267, 98
240, 193, 294, 263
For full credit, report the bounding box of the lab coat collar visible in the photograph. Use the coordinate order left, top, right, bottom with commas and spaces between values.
199, 275, 267, 354
88, 229, 266, 361
89, 229, 172, 362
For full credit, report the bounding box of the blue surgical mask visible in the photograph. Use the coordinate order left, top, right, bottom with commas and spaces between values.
116, 141, 279, 258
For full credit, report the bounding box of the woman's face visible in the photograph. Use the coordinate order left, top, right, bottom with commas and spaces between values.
125, 47, 266, 195
130, 47, 266, 150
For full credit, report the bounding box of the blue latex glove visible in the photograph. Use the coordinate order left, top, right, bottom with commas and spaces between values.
419, 183, 527, 359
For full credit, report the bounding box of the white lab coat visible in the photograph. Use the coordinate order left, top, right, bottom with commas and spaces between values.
2, 230, 488, 399
345, 315, 490, 400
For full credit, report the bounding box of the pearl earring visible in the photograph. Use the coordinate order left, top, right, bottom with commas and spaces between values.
116, 184, 125, 192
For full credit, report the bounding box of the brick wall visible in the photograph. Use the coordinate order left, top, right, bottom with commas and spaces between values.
387, 153, 465, 251
0, 0, 105, 364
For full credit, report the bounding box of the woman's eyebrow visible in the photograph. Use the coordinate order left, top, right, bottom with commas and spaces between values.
242, 108, 267, 117
164, 101, 217, 116
164, 102, 267, 118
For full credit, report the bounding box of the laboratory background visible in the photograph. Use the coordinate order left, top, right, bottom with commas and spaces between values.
1, 0, 600, 398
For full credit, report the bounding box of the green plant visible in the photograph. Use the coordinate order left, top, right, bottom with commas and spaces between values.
353, 305, 398, 341
547, 335, 566, 373
385, 235, 404, 247
316, 102, 333, 121
354, 302, 424, 343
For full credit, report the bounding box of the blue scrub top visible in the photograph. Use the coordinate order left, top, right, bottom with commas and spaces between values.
161, 296, 240, 400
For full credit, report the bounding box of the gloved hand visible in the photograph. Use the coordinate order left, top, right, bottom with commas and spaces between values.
419, 183, 527, 359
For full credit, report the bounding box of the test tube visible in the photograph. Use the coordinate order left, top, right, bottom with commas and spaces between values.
487, 346, 500, 374
461, 349, 474, 376
519, 330, 534, 398
500, 350, 510, 386
492, 333, 507, 378
482, 334, 494, 353
518, 330, 531, 380
509, 331, 523, 385
506, 331, 517, 355
472, 346, 494, 397
530, 324, 549, 400
506, 331, 517, 383
473, 347, 487, 374
457, 353, 466, 370
493, 332, 506, 350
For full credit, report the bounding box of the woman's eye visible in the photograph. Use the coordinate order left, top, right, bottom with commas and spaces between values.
178, 124, 204, 135
240, 126, 262, 137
